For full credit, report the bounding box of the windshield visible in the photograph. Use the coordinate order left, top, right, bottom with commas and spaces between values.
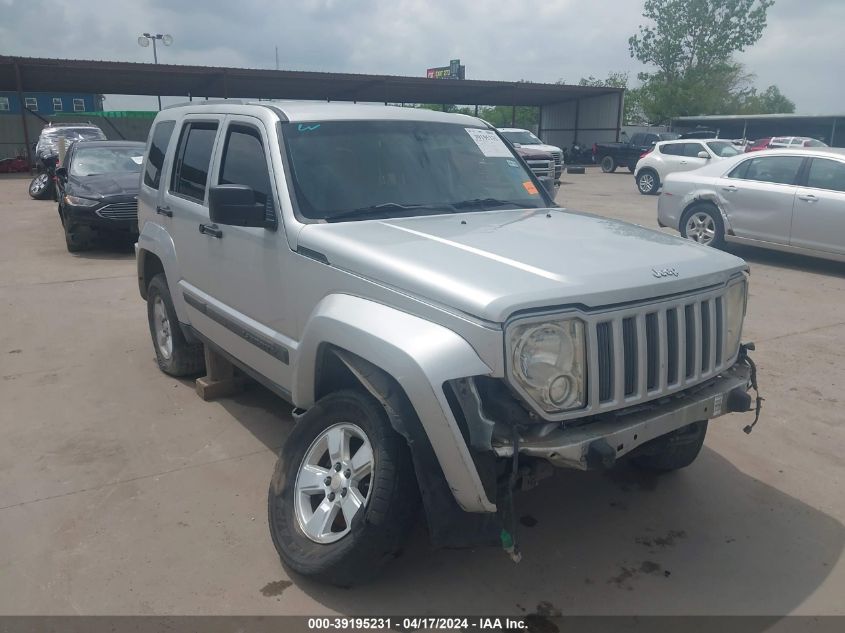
282, 120, 548, 222
706, 141, 742, 157
500, 130, 541, 145
70, 147, 144, 177
803, 139, 827, 147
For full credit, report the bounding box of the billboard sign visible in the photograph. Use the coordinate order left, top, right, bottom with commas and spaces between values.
426, 59, 465, 80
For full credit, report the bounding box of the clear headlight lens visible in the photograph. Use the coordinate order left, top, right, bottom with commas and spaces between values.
509, 319, 586, 412
64, 194, 99, 207
724, 278, 747, 359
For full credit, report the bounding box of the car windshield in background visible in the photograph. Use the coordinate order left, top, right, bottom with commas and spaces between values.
707, 141, 742, 157
658, 133, 680, 141
70, 147, 144, 177
803, 139, 827, 147
500, 130, 541, 145
282, 120, 547, 222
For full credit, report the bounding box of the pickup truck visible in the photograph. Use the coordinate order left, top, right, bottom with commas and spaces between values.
136, 101, 760, 586
594, 132, 679, 173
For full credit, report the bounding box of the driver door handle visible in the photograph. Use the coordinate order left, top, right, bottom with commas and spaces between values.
199, 223, 223, 238
798, 194, 818, 203
722, 185, 738, 193
156, 205, 172, 217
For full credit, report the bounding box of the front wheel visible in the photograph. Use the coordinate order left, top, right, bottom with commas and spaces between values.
632, 421, 708, 471
680, 204, 725, 248
600, 155, 617, 173
268, 389, 418, 586
29, 173, 53, 200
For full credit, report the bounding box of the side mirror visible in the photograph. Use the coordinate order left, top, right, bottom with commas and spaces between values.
208, 184, 272, 228
697, 151, 710, 159
55, 167, 67, 179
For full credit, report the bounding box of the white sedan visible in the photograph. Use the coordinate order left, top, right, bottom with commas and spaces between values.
634, 139, 742, 195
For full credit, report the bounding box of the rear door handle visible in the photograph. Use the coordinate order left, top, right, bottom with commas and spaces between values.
722, 185, 738, 193
156, 206, 172, 217
798, 194, 818, 203
199, 223, 223, 238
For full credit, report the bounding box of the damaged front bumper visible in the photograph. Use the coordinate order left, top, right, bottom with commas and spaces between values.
491, 360, 755, 470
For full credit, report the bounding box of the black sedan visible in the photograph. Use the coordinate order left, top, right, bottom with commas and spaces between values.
55, 140, 145, 252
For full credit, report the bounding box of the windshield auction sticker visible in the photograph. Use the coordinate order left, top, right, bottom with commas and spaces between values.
465, 128, 512, 157
522, 181, 539, 195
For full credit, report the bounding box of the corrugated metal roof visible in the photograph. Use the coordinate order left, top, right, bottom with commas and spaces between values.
0, 56, 623, 107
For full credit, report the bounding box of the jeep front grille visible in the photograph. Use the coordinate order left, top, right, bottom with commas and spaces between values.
590, 288, 729, 410
96, 200, 138, 220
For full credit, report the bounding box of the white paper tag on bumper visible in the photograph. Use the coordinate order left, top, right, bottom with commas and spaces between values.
465, 128, 512, 157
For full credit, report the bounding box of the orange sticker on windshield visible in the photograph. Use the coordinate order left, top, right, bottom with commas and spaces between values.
523, 181, 539, 195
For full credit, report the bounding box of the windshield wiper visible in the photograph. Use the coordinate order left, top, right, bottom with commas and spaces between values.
325, 202, 454, 222
452, 198, 535, 210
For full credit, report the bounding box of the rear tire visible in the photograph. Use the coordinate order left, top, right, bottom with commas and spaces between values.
600, 155, 617, 173
146, 273, 205, 376
29, 173, 53, 200
637, 169, 660, 195
268, 389, 418, 586
632, 421, 708, 471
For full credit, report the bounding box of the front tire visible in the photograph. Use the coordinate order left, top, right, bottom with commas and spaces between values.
637, 169, 660, 195
146, 273, 205, 376
29, 173, 53, 200
680, 203, 725, 248
600, 155, 617, 173
632, 421, 708, 471
268, 389, 418, 586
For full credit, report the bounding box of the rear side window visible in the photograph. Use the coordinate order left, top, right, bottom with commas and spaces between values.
171, 122, 218, 202
144, 121, 175, 189
806, 159, 845, 193
660, 143, 683, 156
219, 125, 275, 222
729, 156, 804, 185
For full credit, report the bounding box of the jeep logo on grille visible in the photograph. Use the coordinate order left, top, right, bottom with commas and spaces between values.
652, 267, 679, 278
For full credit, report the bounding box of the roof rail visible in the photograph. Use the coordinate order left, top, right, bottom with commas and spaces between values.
162, 99, 252, 110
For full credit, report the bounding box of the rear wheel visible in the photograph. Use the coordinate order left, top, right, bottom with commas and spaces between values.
600, 155, 617, 173
680, 204, 725, 248
146, 273, 205, 376
268, 389, 418, 586
632, 421, 708, 471
637, 169, 660, 195
29, 173, 52, 200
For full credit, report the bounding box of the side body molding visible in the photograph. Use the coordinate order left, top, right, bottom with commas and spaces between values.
293, 294, 496, 513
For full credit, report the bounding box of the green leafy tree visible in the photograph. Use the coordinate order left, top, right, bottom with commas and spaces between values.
628, 0, 792, 123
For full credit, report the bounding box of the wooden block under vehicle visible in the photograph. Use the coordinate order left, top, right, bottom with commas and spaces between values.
195, 346, 247, 401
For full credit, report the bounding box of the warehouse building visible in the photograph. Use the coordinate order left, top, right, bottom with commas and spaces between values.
673, 113, 845, 147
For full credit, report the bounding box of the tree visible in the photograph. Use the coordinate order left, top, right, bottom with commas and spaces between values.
628, 0, 793, 123
629, 0, 774, 78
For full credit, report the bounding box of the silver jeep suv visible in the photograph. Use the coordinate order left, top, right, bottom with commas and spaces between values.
136, 101, 760, 585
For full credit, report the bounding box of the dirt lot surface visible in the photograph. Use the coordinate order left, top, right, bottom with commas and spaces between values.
1, 170, 843, 616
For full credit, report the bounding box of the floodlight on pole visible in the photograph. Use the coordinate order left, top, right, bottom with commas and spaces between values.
138, 32, 173, 110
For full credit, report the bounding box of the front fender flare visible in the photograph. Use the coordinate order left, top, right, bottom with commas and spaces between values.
293, 294, 496, 513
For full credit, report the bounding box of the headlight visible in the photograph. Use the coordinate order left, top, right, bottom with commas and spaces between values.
724, 278, 747, 359
509, 318, 586, 413
64, 194, 99, 207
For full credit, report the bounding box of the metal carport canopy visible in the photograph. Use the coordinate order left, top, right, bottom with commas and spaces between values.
0, 56, 621, 106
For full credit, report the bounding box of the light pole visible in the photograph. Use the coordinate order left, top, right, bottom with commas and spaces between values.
138, 32, 173, 110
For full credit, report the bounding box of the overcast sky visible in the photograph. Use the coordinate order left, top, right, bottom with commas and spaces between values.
2, 0, 842, 113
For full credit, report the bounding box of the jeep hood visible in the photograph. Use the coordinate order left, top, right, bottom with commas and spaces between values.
298, 208, 747, 323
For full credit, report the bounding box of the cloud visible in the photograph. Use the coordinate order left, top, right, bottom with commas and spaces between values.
1, 0, 841, 113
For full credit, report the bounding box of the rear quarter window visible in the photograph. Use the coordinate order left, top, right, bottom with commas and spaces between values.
144, 120, 176, 189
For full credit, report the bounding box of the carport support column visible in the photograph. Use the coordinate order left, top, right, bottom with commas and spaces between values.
511, 105, 516, 127
14, 61, 33, 174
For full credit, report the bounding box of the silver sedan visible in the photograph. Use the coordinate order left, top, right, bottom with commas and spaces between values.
658, 148, 845, 262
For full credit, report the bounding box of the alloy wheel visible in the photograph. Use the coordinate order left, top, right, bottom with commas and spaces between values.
294, 422, 374, 544
685, 212, 717, 245
152, 295, 173, 360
